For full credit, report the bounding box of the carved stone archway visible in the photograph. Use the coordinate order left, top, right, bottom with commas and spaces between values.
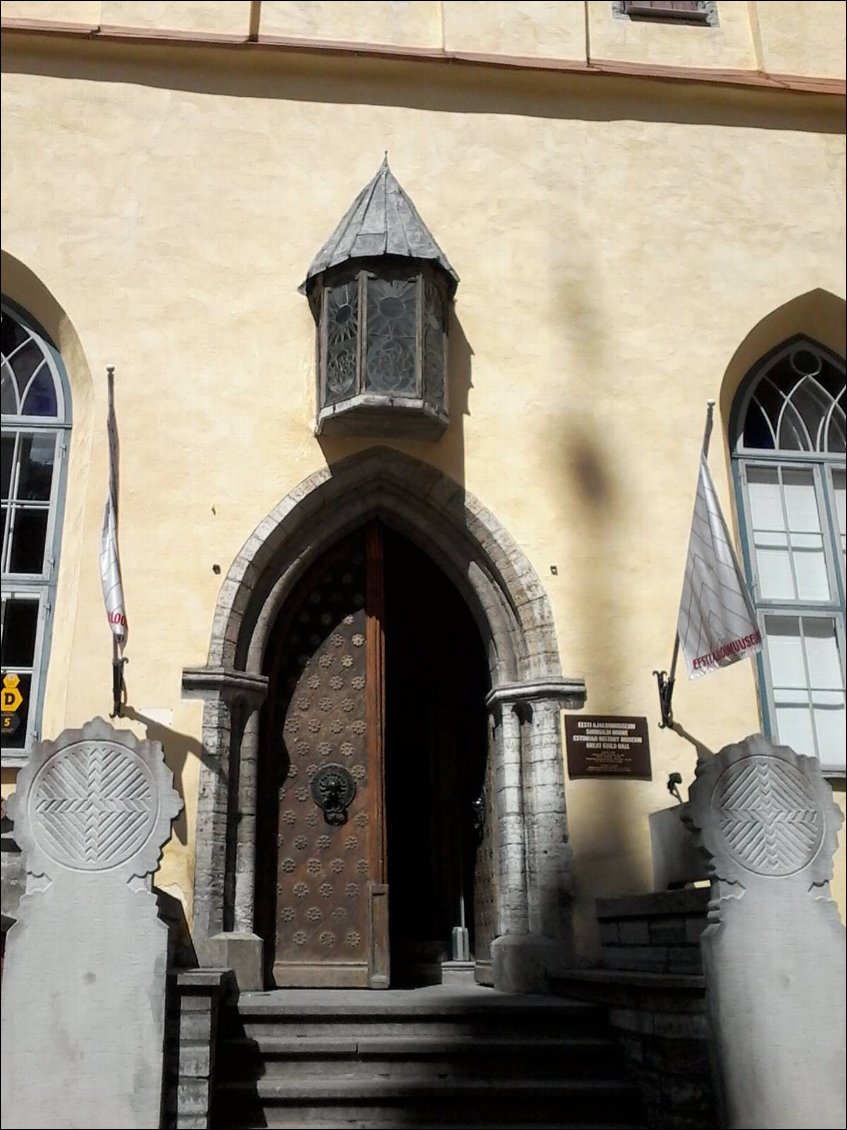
183, 447, 585, 992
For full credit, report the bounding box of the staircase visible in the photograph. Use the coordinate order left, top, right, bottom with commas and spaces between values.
213, 981, 645, 1129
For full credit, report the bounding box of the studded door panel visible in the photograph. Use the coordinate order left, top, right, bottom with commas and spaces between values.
273, 542, 376, 984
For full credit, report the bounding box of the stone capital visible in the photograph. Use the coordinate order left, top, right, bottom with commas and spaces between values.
486, 676, 586, 715
181, 665, 269, 709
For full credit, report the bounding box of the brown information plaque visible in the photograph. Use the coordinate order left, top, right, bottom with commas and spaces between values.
564, 715, 652, 780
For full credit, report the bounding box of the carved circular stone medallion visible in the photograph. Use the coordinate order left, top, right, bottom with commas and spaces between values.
28, 742, 157, 872
712, 757, 823, 877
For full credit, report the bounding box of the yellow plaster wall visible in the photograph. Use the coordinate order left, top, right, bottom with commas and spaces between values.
587, 0, 756, 71
0, 1, 101, 24
1, 41, 844, 944
259, 1, 441, 48
756, 0, 847, 80
101, 1, 251, 36
442, 1, 586, 62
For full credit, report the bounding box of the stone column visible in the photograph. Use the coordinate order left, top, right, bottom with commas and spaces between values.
487, 677, 584, 994
686, 733, 845, 1130
488, 699, 528, 937
1, 718, 183, 1130
182, 666, 268, 989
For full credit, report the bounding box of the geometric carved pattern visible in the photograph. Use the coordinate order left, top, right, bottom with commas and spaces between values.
30, 742, 155, 871
274, 533, 371, 979
714, 758, 823, 877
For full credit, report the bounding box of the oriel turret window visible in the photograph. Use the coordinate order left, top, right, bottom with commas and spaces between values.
302, 158, 458, 439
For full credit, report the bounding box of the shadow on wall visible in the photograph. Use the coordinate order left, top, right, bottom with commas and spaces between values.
120, 705, 205, 850
316, 302, 473, 493
2, 38, 842, 136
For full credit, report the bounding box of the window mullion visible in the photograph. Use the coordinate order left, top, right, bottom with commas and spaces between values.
777, 464, 803, 602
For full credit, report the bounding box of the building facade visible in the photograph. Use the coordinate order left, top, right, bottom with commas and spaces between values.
1, 0, 845, 990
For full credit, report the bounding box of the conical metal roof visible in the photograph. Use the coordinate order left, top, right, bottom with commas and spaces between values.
301, 157, 458, 294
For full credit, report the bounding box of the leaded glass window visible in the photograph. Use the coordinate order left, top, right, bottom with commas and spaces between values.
312, 260, 450, 438
733, 339, 846, 772
1, 301, 70, 759
365, 276, 417, 395
325, 280, 359, 405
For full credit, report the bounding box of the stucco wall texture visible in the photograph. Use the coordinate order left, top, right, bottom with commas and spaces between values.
1, 1, 845, 951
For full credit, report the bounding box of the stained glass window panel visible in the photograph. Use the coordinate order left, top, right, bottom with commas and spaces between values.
422, 277, 445, 403
325, 282, 359, 405
365, 277, 417, 396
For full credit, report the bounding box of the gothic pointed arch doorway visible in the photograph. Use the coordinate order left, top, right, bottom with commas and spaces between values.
255, 521, 491, 988
183, 448, 585, 994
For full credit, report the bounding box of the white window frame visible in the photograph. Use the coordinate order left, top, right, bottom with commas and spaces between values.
732, 337, 846, 775
1, 299, 71, 766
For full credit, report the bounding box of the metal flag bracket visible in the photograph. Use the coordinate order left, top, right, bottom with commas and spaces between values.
111, 654, 128, 719
653, 666, 675, 729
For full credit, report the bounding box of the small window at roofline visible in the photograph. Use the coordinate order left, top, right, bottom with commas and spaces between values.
614, 2, 718, 27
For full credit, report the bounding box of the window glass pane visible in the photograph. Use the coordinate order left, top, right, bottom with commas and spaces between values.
746, 466, 783, 529
18, 433, 56, 501
365, 277, 417, 396
21, 363, 58, 417
756, 546, 794, 600
832, 468, 846, 562
774, 702, 815, 759
1, 435, 14, 501
0, 669, 31, 749
803, 618, 842, 690
1, 598, 38, 667
1, 362, 17, 415
792, 541, 829, 601
6, 339, 42, 400
782, 468, 820, 532
812, 694, 846, 767
765, 615, 806, 687
747, 465, 832, 601
9, 508, 49, 574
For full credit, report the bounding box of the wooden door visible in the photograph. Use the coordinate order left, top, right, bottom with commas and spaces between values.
268, 526, 387, 988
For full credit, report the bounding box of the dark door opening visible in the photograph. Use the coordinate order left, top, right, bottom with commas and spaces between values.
383, 527, 489, 985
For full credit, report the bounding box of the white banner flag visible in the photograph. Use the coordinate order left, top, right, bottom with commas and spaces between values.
99, 368, 128, 650
677, 454, 761, 679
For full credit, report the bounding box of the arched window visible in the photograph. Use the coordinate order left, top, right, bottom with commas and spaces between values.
732, 338, 846, 773
1, 300, 71, 759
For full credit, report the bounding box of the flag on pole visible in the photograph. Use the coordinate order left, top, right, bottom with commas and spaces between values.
676, 454, 761, 679
99, 367, 128, 652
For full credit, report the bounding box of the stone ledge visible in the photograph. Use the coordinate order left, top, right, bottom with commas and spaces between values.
555, 969, 705, 994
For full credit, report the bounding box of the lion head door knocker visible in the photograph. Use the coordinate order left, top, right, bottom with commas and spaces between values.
311, 764, 357, 825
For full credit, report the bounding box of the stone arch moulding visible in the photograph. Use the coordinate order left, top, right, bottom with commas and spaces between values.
718, 288, 846, 433
183, 446, 586, 994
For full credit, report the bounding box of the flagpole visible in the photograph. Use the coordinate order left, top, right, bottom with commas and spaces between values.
654, 400, 716, 728
101, 365, 129, 717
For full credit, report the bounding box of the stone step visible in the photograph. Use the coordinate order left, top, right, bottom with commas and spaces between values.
228, 1120, 646, 1130
230, 996, 607, 1042
217, 1033, 622, 1081
215, 1076, 640, 1128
